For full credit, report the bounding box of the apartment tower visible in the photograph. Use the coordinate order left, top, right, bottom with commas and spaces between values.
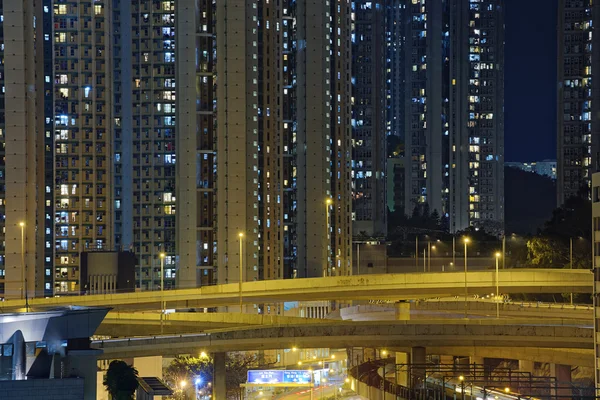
557, 0, 600, 204
352, 1, 388, 238
175, 0, 353, 291
113, 0, 180, 290
53, 0, 113, 293
0, 0, 51, 299
402, 0, 504, 232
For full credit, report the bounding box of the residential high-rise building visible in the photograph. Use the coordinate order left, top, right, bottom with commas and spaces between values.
175, 0, 353, 292
53, 0, 113, 293
557, 0, 600, 204
113, 0, 178, 290
402, 0, 505, 233
352, 1, 387, 238
0, 0, 52, 299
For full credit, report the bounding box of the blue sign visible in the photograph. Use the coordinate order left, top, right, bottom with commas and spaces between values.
283, 370, 312, 385
247, 370, 312, 385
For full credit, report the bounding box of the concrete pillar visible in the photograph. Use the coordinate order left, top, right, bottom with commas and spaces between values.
68, 349, 103, 400
411, 346, 426, 389
213, 352, 226, 400
133, 356, 163, 378
551, 364, 572, 399
395, 302, 410, 320
470, 356, 485, 380
519, 359, 535, 374
455, 356, 470, 377
395, 352, 409, 387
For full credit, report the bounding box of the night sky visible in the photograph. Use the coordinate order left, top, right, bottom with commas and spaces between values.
504, 0, 558, 162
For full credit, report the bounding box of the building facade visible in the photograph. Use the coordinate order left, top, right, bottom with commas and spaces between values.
53, 0, 114, 294
0, 0, 353, 299
352, 1, 388, 238
0, 0, 52, 299
113, 0, 178, 290
557, 0, 600, 204
592, 172, 600, 394
175, 0, 353, 292
401, 0, 505, 233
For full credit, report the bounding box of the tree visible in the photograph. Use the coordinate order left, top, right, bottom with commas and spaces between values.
103, 360, 139, 400
164, 352, 274, 400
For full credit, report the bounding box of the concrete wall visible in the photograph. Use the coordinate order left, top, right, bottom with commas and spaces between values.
0, 378, 84, 400
351, 377, 397, 400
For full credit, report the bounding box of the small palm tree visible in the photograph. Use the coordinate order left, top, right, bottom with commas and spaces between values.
103, 360, 139, 400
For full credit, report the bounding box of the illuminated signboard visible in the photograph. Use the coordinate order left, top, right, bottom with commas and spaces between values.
247, 370, 312, 385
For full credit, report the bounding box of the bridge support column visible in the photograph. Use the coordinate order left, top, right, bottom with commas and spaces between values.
519, 359, 535, 374
411, 346, 426, 389
551, 363, 572, 399
395, 352, 409, 387
395, 302, 410, 320
470, 356, 486, 380
213, 352, 226, 400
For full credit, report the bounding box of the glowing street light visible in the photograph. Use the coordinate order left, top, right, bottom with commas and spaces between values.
495, 252, 501, 318
238, 232, 244, 313
325, 198, 333, 277
159, 252, 166, 333
463, 238, 470, 318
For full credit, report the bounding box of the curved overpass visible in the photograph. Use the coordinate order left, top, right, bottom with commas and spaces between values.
92, 318, 593, 359
5, 269, 592, 311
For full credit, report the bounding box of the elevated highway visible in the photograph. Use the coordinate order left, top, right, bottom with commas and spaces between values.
92, 318, 593, 360
4, 269, 592, 312
97, 311, 333, 336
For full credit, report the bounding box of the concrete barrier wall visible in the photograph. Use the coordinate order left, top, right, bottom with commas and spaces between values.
352, 378, 398, 400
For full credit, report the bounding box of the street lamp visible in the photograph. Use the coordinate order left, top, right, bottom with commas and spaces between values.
325, 198, 333, 277
238, 232, 244, 313
19, 222, 29, 311
309, 368, 315, 400
459, 375, 465, 400
160, 252, 166, 333
463, 238, 470, 318
495, 252, 501, 318
570, 237, 574, 306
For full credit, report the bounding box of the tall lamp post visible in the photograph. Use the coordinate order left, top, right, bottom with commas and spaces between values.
495, 252, 501, 318
19, 222, 28, 311
415, 236, 419, 270
325, 198, 333, 277
570, 237, 574, 306
463, 238, 470, 318
159, 252, 166, 333
238, 232, 244, 313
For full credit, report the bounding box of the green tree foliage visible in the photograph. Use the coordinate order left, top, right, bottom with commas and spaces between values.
103, 360, 139, 400
164, 353, 274, 400
524, 194, 591, 269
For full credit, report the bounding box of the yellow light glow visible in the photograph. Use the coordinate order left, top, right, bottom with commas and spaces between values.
200, 351, 207, 358
19, 222, 25, 227
326, 198, 333, 205
238, 232, 244, 238
495, 252, 501, 258
160, 252, 166, 259
180, 380, 187, 388
298, 361, 302, 366
292, 347, 297, 352
459, 376, 464, 381
504, 387, 510, 393
463, 238, 470, 244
